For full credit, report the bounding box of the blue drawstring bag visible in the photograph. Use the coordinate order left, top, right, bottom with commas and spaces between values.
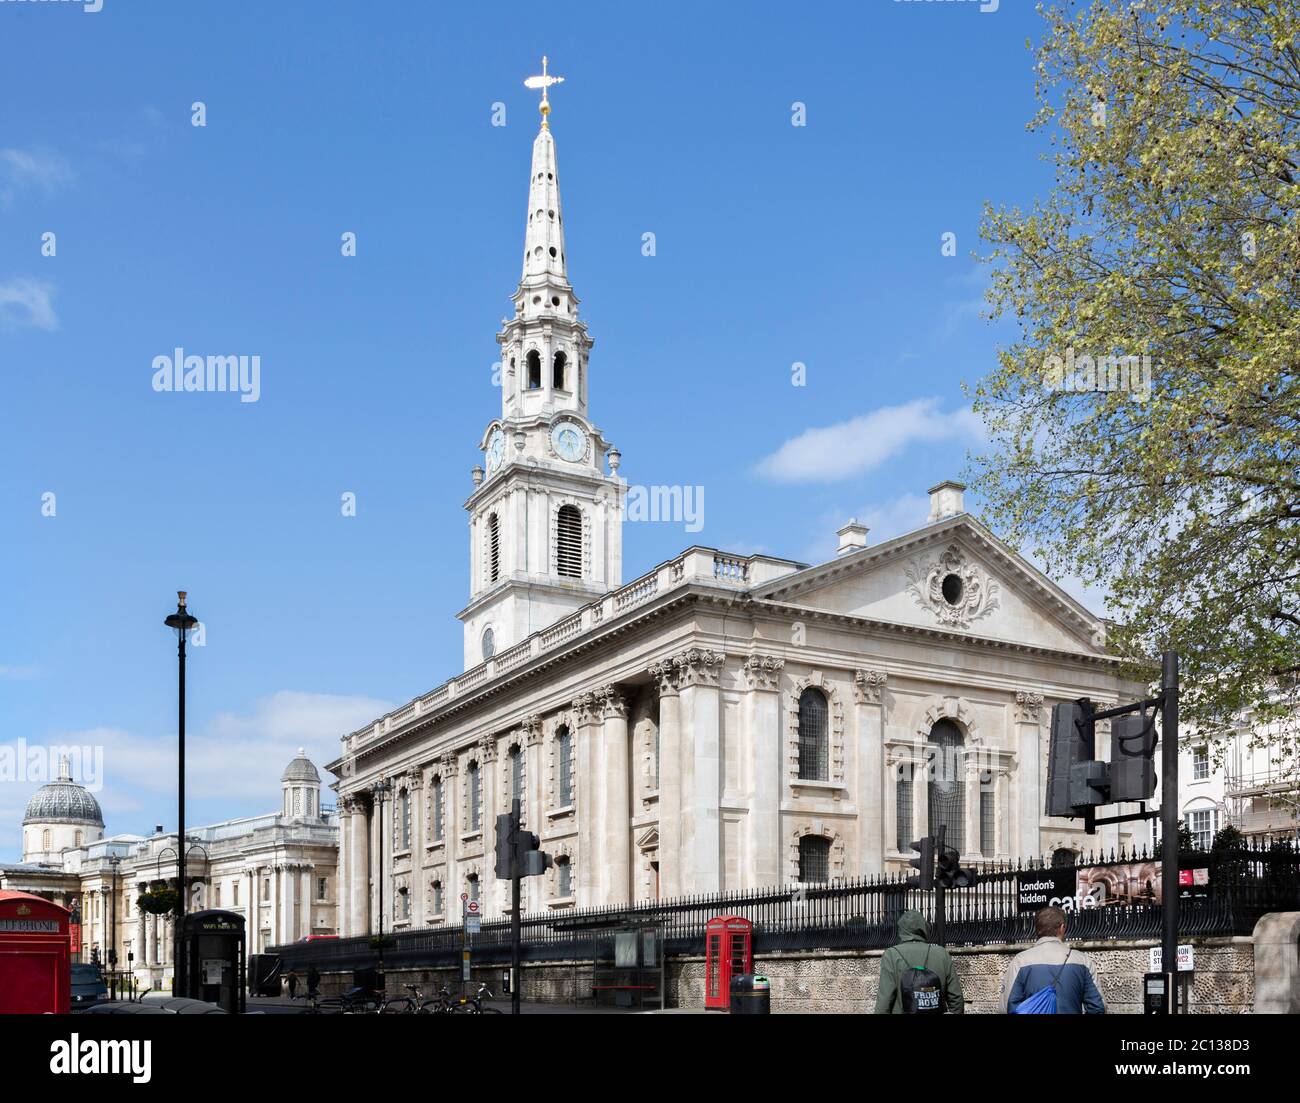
1013, 951, 1071, 1014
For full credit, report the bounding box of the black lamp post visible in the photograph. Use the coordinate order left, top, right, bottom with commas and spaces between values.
371, 776, 392, 984
108, 854, 121, 998
163, 590, 198, 990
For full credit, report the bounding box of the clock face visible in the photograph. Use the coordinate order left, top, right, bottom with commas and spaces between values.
550, 422, 587, 463
485, 429, 505, 473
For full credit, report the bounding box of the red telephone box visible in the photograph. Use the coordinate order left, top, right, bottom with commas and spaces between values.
0, 891, 71, 1014
704, 916, 753, 1010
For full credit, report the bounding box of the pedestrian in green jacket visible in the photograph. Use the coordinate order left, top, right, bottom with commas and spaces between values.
874, 909, 964, 1014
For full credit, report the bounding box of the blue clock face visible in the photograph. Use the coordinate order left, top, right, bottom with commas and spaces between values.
550, 422, 586, 462
485, 429, 505, 472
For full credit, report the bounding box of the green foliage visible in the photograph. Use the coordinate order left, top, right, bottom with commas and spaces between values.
972, 1, 1300, 775
1211, 823, 1244, 852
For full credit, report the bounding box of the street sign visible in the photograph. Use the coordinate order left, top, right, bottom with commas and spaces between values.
465, 916, 481, 934
1149, 945, 1194, 972
468, 900, 480, 913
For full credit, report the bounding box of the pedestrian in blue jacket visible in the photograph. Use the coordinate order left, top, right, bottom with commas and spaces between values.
1000, 906, 1105, 1014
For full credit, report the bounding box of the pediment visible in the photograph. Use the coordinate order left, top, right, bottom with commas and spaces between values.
753, 516, 1105, 655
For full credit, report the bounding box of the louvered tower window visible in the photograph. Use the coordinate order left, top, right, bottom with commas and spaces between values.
553, 350, 567, 389
556, 505, 583, 578
487, 513, 500, 584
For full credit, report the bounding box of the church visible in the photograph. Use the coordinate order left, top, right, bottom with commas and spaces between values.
328, 69, 1148, 937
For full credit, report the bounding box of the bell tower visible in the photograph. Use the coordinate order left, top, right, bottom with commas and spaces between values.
458, 59, 624, 669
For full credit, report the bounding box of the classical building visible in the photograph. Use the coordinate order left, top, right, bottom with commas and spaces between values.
328, 77, 1150, 938
0, 750, 339, 986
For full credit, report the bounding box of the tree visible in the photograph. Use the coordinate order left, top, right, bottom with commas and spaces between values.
973, 1, 1300, 777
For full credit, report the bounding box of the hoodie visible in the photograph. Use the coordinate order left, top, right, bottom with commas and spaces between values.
874, 909, 965, 1014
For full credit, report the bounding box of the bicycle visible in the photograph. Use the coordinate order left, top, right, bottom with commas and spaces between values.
418, 985, 459, 1015
454, 983, 503, 1014
379, 983, 428, 1014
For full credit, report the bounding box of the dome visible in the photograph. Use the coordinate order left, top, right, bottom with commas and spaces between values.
281, 748, 320, 784
23, 760, 104, 828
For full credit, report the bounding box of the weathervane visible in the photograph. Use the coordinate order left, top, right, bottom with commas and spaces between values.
524, 55, 565, 127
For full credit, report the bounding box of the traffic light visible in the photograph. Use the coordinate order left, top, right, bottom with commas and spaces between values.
935, 844, 973, 889
1046, 700, 1107, 815
1111, 708, 1158, 802
905, 837, 935, 890
494, 811, 554, 880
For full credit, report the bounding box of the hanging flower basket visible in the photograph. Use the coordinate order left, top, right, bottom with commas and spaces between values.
137, 887, 179, 916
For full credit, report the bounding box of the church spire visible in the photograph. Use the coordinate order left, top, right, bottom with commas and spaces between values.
521, 103, 567, 285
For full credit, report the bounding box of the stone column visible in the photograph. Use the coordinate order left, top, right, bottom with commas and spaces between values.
441, 752, 459, 899
337, 799, 351, 934
349, 798, 369, 936
1014, 692, 1044, 858
247, 867, 259, 950
854, 670, 888, 876
282, 864, 297, 943
571, 692, 602, 903
523, 715, 543, 833
144, 911, 154, 967
268, 864, 281, 948
477, 736, 499, 914
408, 771, 425, 928
743, 655, 785, 889
677, 648, 725, 895
598, 685, 632, 905
650, 662, 681, 899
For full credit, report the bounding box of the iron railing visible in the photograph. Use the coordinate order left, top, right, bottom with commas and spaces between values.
272, 840, 1299, 972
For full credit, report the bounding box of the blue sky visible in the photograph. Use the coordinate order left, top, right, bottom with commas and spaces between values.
0, 0, 1063, 856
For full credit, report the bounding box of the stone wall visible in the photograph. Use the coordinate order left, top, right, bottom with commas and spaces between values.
311, 935, 1255, 1013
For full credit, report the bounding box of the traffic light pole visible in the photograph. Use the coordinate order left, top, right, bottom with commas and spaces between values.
934, 825, 947, 947
1159, 650, 1179, 1013
510, 798, 522, 1017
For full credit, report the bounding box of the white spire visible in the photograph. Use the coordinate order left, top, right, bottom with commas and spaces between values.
521, 125, 567, 284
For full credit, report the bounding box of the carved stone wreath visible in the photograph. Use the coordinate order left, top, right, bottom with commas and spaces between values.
904, 543, 1000, 628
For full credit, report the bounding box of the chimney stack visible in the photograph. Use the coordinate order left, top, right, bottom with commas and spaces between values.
927, 480, 966, 523
837, 519, 869, 556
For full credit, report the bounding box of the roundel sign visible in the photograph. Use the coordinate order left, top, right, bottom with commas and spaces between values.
467, 900, 480, 914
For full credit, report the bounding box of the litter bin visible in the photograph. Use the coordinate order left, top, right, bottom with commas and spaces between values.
729, 973, 771, 1014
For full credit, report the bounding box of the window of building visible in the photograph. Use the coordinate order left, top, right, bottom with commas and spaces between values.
927, 719, 966, 853
482, 627, 495, 661
797, 688, 829, 781
980, 783, 995, 857
1188, 808, 1217, 850
262, 878, 270, 902
398, 886, 409, 919
798, 836, 830, 883
1051, 848, 1078, 869
526, 350, 541, 390
468, 761, 481, 832
467, 874, 480, 903
42, 829, 50, 851
233, 882, 240, 906
214, 884, 221, 907
556, 857, 572, 898
557, 727, 573, 806
1192, 746, 1209, 781
509, 745, 523, 804
556, 505, 582, 578
552, 350, 567, 389
895, 769, 912, 852
399, 788, 410, 850
487, 513, 500, 584
74, 831, 82, 846
432, 880, 443, 915
317, 877, 327, 901
432, 776, 444, 842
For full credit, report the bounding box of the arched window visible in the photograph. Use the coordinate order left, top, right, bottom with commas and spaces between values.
797, 688, 829, 781
895, 768, 913, 852
552, 350, 567, 390
487, 513, 500, 584
557, 726, 573, 806
799, 835, 830, 883
74, 831, 82, 847
482, 627, 495, 661
556, 505, 582, 578
526, 350, 541, 390
432, 880, 443, 915
1051, 847, 1078, 869
556, 856, 572, 898
927, 719, 966, 853
399, 789, 410, 850
42, 829, 50, 851
509, 745, 523, 804
468, 761, 481, 832
431, 776, 444, 842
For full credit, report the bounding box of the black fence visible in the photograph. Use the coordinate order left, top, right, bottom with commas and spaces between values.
272, 840, 1300, 973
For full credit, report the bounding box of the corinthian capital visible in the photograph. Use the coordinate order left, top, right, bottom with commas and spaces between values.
595, 685, 629, 719
674, 647, 726, 688
742, 653, 785, 691
570, 691, 601, 724
853, 669, 888, 706
1015, 691, 1044, 724
649, 660, 679, 697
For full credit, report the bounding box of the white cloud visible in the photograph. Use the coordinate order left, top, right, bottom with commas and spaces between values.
0, 665, 42, 680
0, 147, 72, 204
755, 398, 985, 484
0, 278, 58, 331
799, 492, 932, 564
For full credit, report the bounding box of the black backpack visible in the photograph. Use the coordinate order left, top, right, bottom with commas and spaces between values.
898, 945, 945, 1014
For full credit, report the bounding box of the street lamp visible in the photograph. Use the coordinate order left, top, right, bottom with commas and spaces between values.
163, 590, 198, 990
108, 854, 121, 999
371, 776, 393, 984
